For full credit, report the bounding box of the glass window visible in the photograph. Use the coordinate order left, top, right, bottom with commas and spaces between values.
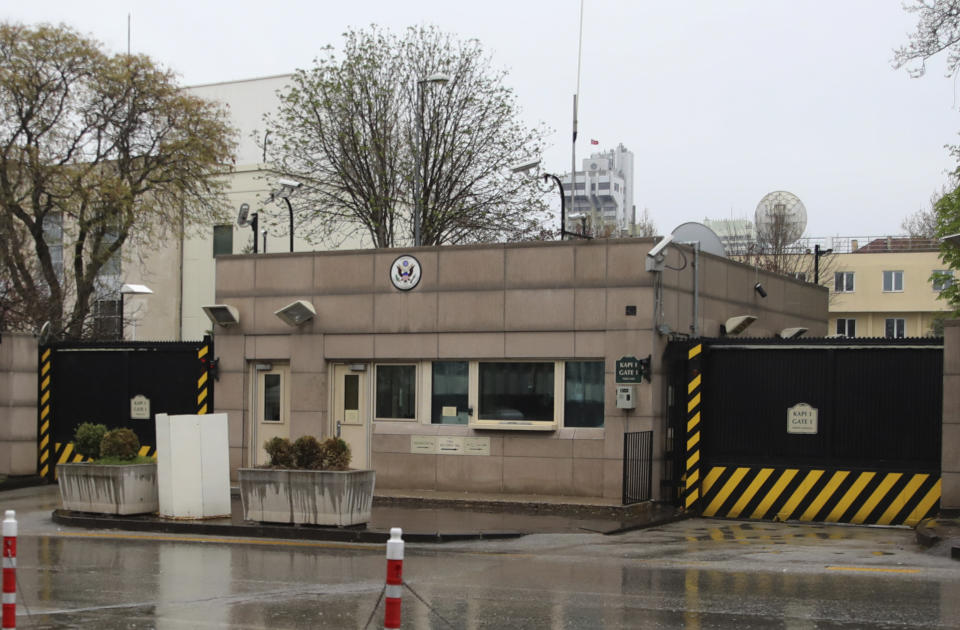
92, 299, 121, 339
98, 229, 121, 277
885, 318, 905, 339
263, 373, 281, 422
933, 270, 954, 292
479, 362, 554, 421
564, 361, 604, 428
882, 270, 903, 292
431, 361, 468, 424
213, 225, 234, 256
834, 272, 854, 293
836, 318, 856, 337
42, 213, 63, 280
376, 365, 416, 419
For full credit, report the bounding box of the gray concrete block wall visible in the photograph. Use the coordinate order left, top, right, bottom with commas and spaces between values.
0, 333, 38, 476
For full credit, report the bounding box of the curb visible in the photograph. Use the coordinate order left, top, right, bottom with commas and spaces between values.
51, 510, 524, 544
915, 517, 940, 547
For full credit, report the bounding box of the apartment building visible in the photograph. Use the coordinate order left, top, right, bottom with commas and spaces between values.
829, 238, 953, 338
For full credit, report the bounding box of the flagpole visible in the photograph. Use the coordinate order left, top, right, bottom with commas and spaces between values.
569, 0, 584, 240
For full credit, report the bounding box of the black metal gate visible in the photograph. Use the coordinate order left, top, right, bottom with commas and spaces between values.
623, 431, 653, 504
667, 337, 943, 526
37, 337, 214, 480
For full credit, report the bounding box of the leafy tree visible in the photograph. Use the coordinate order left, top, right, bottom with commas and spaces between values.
931, 182, 960, 313
0, 23, 236, 339
263, 25, 550, 248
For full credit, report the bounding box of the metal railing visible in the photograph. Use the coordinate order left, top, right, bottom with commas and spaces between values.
622, 431, 653, 505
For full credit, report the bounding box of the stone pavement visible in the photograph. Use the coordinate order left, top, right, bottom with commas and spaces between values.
48, 486, 683, 543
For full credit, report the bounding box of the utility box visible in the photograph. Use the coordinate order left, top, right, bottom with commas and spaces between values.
156, 413, 231, 519
616, 385, 636, 410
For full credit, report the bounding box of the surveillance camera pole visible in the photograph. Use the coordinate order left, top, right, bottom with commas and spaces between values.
543, 173, 591, 241
251, 212, 259, 254
814, 244, 833, 285
283, 197, 294, 253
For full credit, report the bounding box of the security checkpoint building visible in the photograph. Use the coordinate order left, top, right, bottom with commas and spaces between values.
208, 238, 827, 501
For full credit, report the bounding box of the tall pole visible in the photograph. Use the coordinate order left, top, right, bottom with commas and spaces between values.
283, 197, 294, 253
415, 83, 424, 247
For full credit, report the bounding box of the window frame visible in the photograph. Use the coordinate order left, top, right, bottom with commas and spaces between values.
835, 318, 856, 338
932, 270, 954, 292
882, 270, 904, 293
373, 363, 418, 422
834, 271, 855, 293
213, 224, 234, 257
884, 318, 906, 339
473, 361, 560, 430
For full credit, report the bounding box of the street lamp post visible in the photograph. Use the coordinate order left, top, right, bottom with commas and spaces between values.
814, 244, 833, 285
414, 73, 451, 247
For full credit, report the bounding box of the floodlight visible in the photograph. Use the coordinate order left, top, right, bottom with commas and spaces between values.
201, 304, 240, 327
274, 300, 316, 327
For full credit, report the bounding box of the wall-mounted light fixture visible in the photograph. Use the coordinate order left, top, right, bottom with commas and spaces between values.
722, 315, 757, 336
201, 304, 240, 327
779, 327, 808, 339
942, 233, 960, 248
754, 282, 767, 298
274, 299, 316, 327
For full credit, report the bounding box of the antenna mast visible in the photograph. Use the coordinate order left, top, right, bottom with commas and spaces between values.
569, 0, 585, 240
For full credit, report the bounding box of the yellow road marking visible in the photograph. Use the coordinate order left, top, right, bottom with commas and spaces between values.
827, 566, 920, 574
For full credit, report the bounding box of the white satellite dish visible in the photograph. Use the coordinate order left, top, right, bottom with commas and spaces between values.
755, 191, 807, 246
670, 222, 726, 257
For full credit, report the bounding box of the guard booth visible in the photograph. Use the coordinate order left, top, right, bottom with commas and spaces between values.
663, 337, 943, 526
37, 337, 215, 480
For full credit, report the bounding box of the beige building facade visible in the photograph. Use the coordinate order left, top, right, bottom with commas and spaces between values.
210, 238, 827, 500
829, 238, 953, 338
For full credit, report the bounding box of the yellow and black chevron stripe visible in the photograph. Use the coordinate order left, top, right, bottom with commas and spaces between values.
53, 442, 157, 467
38, 347, 52, 479
197, 342, 210, 415
701, 465, 940, 526
682, 343, 703, 512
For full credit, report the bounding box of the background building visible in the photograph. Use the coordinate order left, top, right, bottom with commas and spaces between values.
561, 144, 635, 237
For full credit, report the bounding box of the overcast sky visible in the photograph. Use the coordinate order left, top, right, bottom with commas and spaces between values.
4, 1, 958, 238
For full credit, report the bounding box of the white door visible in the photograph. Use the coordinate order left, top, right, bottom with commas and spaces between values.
250, 362, 290, 466
332, 364, 369, 469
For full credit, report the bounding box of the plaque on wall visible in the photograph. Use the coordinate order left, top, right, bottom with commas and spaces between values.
437, 436, 464, 454
410, 436, 438, 454
464, 437, 491, 456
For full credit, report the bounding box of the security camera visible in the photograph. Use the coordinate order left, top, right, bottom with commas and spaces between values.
510, 158, 541, 174
278, 179, 302, 189
754, 282, 768, 298
647, 234, 674, 259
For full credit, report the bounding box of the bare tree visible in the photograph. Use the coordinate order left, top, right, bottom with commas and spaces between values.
893, 0, 960, 77
0, 23, 236, 339
263, 25, 550, 249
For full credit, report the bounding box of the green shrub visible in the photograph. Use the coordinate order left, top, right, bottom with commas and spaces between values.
321, 437, 351, 471
73, 422, 108, 460
293, 435, 324, 469
263, 437, 294, 468
99, 428, 140, 461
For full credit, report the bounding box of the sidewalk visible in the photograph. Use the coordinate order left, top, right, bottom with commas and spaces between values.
915, 517, 960, 560
49, 487, 683, 544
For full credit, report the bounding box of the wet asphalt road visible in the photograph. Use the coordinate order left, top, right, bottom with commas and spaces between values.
4, 488, 960, 628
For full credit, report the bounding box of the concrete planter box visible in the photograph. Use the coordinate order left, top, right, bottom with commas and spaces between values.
239, 468, 375, 527
57, 463, 159, 515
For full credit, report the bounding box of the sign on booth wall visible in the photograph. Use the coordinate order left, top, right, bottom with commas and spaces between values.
787, 403, 818, 434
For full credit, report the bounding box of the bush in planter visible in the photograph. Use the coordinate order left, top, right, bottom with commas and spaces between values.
99, 428, 140, 461
321, 437, 351, 471
74, 422, 108, 460
292, 436, 324, 469
264, 437, 295, 468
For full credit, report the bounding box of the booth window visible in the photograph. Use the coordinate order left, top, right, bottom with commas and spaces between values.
431, 361, 468, 424
479, 362, 554, 421
263, 374, 282, 422
564, 361, 605, 427
375, 364, 416, 419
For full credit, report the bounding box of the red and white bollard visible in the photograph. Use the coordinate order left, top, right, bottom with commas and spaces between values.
2, 510, 15, 630
384, 527, 404, 630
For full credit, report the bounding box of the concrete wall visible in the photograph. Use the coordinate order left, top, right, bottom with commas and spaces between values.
212, 238, 828, 500
942, 319, 960, 512
0, 333, 37, 476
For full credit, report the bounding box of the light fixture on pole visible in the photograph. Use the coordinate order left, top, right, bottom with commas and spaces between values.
414, 73, 451, 247
943, 233, 960, 248
510, 158, 589, 241
119, 283, 153, 341
268, 179, 302, 253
